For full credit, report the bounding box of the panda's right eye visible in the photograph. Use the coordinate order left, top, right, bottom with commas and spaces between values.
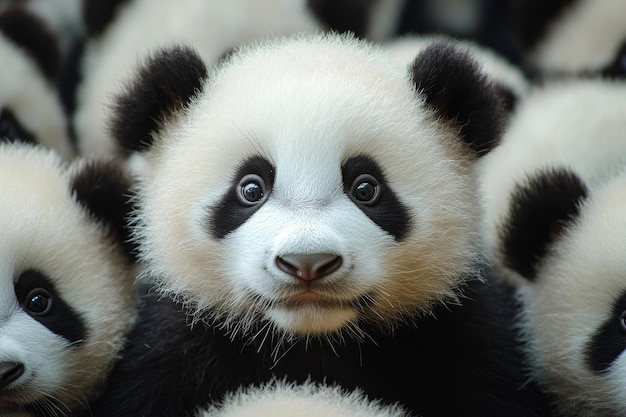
24, 288, 53, 316
237, 173, 267, 205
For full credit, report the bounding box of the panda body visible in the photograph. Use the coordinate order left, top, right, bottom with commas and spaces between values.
90, 33, 554, 416
73, 0, 322, 158
0, 7, 73, 159
0, 142, 136, 416
198, 379, 409, 417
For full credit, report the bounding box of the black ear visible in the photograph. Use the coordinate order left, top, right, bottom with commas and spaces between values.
498, 167, 588, 281
411, 41, 506, 156
110, 45, 208, 152
0, 7, 60, 82
70, 158, 137, 262
83, 0, 130, 38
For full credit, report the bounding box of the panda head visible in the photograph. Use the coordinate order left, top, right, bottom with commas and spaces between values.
480, 77, 626, 285
513, 0, 626, 78
497, 166, 626, 416
0, 143, 137, 416
198, 379, 408, 417
0, 7, 74, 159
111, 33, 504, 339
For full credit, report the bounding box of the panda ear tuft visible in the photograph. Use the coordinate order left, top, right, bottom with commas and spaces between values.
498, 167, 588, 281
70, 158, 137, 261
411, 41, 505, 157
109, 45, 208, 153
0, 7, 60, 82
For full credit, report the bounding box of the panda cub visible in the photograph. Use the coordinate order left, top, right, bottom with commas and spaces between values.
198, 379, 409, 417
479, 77, 626, 415
0, 142, 137, 416
0, 7, 74, 159
90, 33, 555, 416
493, 165, 626, 417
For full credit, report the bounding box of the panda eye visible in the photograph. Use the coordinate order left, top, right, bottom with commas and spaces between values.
350, 174, 380, 205
24, 288, 53, 316
238, 173, 267, 206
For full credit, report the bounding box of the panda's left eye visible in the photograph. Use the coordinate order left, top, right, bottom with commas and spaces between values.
24, 288, 53, 316
238, 173, 267, 205
351, 174, 380, 205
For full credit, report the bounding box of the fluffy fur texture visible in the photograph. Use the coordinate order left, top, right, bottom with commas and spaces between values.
198, 379, 409, 417
0, 142, 137, 416
72, 0, 322, 158
479, 77, 626, 284
498, 166, 626, 416
0, 7, 74, 159
382, 34, 530, 113
89, 33, 555, 416
513, 0, 626, 77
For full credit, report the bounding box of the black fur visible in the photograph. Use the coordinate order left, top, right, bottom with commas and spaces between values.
70, 159, 136, 260
14, 270, 86, 344
342, 155, 410, 241
89, 275, 556, 417
601, 40, 626, 79
0, 108, 37, 145
110, 45, 208, 152
586, 290, 626, 373
499, 168, 588, 281
511, 0, 576, 52
210, 156, 275, 239
411, 41, 505, 157
306, 0, 370, 38
83, 0, 131, 38
0, 6, 60, 82
57, 39, 84, 148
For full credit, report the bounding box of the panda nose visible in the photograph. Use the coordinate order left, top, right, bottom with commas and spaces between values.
276, 253, 342, 281
0, 361, 24, 389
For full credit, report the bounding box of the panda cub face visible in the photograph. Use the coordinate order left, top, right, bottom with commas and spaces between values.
500, 167, 626, 416
114, 33, 503, 337
0, 143, 136, 416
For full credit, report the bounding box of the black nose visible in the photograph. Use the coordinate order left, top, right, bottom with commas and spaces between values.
276, 253, 342, 281
0, 361, 24, 389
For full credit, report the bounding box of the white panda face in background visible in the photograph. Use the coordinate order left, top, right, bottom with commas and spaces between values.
511, 168, 626, 416
0, 143, 136, 416
120, 34, 503, 339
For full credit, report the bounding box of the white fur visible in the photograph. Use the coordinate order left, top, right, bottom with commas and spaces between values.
527, 0, 626, 73
0, 143, 136, 416
382, 34, 530, 104
516, 167, 626, 416
198, 379, 408, 417
132, 33, 485, 339
0, 32, 73, 160
74, 0, 322, 158
479, 78, 626, 283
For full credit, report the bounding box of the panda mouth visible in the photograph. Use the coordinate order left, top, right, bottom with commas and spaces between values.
275, 290, 373, 310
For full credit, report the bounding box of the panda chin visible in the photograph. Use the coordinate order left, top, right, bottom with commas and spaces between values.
265, 304, 358, 335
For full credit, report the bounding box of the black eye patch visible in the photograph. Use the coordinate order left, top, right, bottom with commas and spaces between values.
586, 289, 626, 373
209, 156, 275, 239
14, 270, 86, 345
342, 155, 410, 241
